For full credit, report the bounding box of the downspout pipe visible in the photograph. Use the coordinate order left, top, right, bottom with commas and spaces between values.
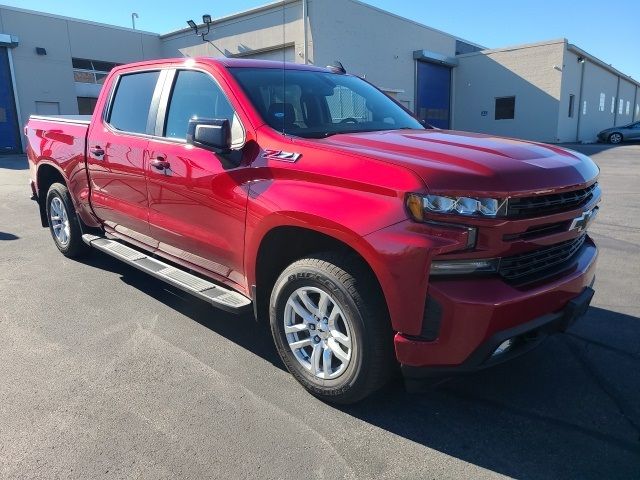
302, 0, 308, 64
614, 75, 621, 126
575, 57, 586, 142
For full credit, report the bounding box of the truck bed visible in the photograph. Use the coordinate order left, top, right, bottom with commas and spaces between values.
25, 114, 93, 227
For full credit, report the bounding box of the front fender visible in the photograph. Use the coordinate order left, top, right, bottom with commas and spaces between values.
244, 179, 470, 335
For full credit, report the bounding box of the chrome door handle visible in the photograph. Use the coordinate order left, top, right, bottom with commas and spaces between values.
90, 146, 105, 158
150, 158, 170, 170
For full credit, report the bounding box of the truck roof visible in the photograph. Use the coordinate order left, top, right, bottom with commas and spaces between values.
113, 57, 334, 73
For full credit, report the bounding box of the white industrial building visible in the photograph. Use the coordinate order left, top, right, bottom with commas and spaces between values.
0, 0, 638, 154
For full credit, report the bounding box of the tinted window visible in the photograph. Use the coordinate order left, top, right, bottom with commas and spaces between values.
495, 96, 515, 120
165, 70, 235, 139
230, 67, 422, 138
108, 71, 160, 134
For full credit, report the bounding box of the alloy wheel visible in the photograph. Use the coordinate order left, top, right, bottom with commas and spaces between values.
49, 196, 70, 246
283, 287, 353, 380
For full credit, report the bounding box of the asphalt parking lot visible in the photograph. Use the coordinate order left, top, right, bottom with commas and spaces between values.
1, 143, 639, 479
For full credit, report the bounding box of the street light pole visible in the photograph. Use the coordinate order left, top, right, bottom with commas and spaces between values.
131, 13, 139, 30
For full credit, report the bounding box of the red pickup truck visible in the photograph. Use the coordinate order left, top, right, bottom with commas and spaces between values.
26, 58, 600, 403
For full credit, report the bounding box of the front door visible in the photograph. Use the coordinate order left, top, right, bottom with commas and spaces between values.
416, 61, 451, 129
0, 47, 20, 154
86, 69, 162, 244
145, 68, 249, 283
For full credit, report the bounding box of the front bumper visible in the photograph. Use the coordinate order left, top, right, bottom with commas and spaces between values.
402, 284, 594, 379
396, 236, 598, 372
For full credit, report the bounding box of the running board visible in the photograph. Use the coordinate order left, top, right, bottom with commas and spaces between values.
82, 234, 251, 314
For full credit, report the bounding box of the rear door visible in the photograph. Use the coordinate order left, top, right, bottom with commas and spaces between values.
144, 68, 249, 283
86, 69, 164, 245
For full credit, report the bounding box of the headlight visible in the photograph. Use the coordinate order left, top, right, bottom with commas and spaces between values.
407, 193, 505, 221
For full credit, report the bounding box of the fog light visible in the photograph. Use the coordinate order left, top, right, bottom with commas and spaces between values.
492, 339, 513, 357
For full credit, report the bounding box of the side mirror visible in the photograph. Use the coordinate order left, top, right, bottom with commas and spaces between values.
187, 118, 231, 153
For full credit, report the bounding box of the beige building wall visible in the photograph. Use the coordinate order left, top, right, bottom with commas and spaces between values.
160, 1, 305, 63
558, 45, 639, 142
0, 5, 162, 147
453, 40, 565, 142
308, 0, 461, 111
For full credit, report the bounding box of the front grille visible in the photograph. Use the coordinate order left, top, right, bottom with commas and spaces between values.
498, 234, 587, 282
507, 183, 598, 218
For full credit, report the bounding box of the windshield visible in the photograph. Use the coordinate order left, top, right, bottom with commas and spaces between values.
229, 67, 424, 138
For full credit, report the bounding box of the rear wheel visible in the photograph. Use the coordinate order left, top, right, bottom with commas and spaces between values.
45, 182, 90, 258
269, 253, 394, 404
608, 132, 623, 144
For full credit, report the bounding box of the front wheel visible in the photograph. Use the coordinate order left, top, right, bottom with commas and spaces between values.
45, 182, 90, 258
608, 132, 623, 144
269, 253, 394, 404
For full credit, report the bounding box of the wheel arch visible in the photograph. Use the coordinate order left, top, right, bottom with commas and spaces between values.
251, 223, 389, 325
36, 163, 67, 227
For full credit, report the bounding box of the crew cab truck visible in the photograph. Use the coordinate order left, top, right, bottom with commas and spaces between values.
26, 58, 600, 404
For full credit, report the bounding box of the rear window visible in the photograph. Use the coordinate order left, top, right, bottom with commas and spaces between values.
108, 71, 160, 134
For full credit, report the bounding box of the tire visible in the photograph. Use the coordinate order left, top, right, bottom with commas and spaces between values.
269, 252, 394, 404
608, 132, 623, 144
45, 182, 90, 258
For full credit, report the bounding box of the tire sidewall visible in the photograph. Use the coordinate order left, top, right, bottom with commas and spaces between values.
270, 265, 369, 398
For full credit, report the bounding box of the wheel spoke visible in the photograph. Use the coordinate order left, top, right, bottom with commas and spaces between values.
322, 345, 332, 376
327, 338, 350, 364
284, 323, 308, 334
330, 330, 351, 349
297, 291, 318, 316
310, 343, 322, 374
287, 298, 313, 323
317, 291, 330, 317
289, 338, 312, 350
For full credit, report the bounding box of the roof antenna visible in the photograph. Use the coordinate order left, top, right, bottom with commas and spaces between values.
186, 14, 228, 57
327, 61, 346, 74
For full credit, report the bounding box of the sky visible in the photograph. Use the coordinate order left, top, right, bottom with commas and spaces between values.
3, 0, 638, 79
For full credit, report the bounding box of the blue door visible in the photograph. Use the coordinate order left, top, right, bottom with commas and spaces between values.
416, 61, 451, 129
0, 47, 20, 154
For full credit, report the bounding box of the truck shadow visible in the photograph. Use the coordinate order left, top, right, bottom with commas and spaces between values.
80, 251, 640, 479
340, 307, 640, 479
81, 251, 285, 372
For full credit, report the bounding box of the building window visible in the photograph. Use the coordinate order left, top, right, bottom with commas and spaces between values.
626, 101, 630, 115
72, 58, 120, 85
619, 98, 624, 115
568, 94, 575, 117
611, 97, 616, 114
495, 96, 515, 120
599, 93, 605, 112
77, 97, 98, 115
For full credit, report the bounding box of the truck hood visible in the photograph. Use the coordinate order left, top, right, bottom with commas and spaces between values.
317, 129, 599, 195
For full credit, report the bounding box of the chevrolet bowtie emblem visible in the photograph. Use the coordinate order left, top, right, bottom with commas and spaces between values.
569, 207, 598, 233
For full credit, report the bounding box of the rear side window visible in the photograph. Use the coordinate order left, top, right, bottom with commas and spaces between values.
164, 70, 235, 139
108, 71, 160, 134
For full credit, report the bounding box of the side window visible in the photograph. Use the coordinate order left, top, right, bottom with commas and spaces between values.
164, 70, 241, 144
108, 71, 160, 134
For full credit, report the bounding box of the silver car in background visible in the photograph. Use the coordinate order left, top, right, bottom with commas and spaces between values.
597, 121, 640, 144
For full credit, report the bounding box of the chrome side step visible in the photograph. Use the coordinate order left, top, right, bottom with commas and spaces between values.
82, 234, 251, 313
